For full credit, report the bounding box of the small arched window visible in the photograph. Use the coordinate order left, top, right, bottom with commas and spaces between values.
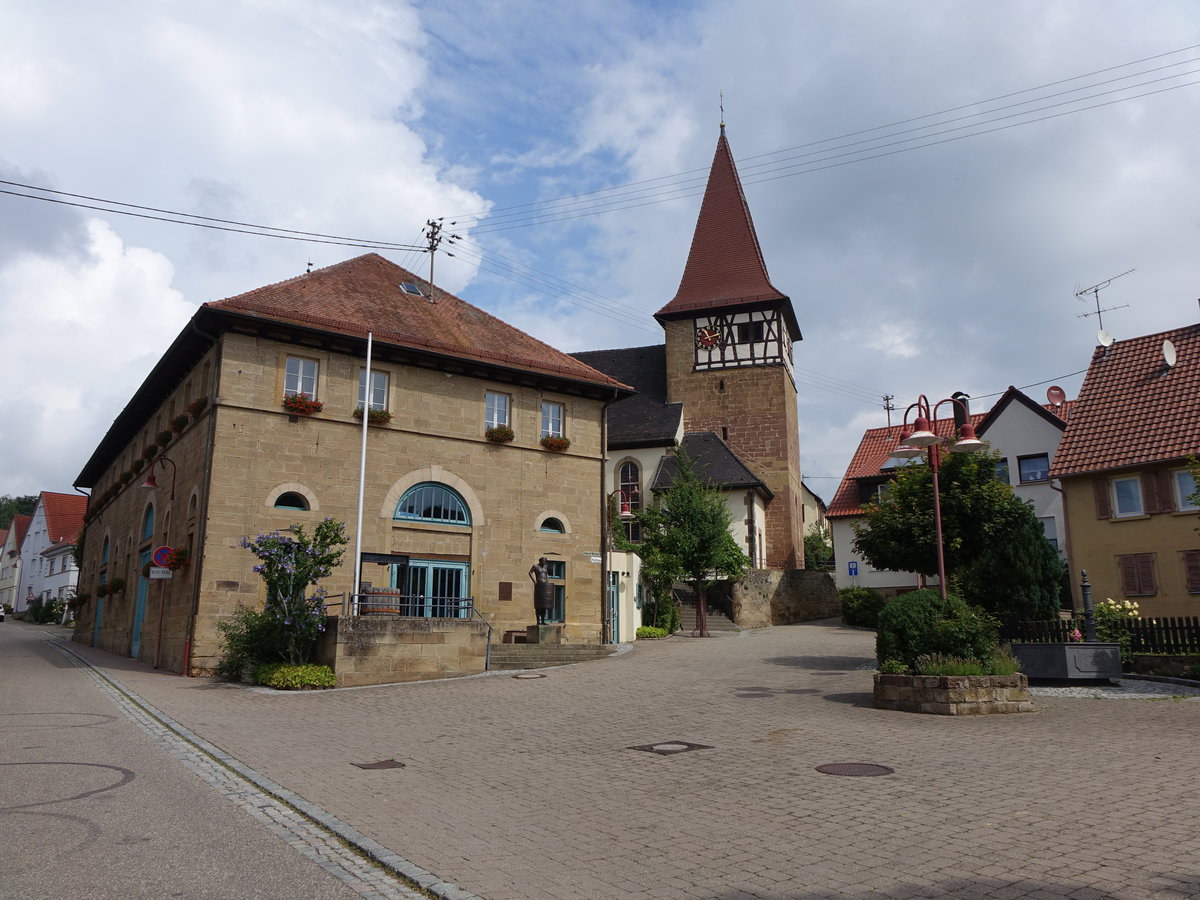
274, 492, 310, 511
619, 461, 642, 543
100, 537, 110, 566
394, 483, 471, 526
141, 505, 155, 542
540, 517, 565, 533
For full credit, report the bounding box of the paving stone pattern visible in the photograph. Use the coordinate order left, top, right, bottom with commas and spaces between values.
51, 623, 1200, 899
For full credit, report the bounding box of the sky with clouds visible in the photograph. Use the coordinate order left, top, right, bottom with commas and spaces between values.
2, 0, 1199, 502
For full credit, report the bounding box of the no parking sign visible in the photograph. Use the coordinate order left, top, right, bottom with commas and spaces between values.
152, 546, 174, 567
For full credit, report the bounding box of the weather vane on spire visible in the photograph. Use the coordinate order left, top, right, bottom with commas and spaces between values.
719, 91, 725, 135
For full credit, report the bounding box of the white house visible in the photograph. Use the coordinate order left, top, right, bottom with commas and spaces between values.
828, 387, 1070, 598
17, 492, 86, 612
0, 515, 31, 612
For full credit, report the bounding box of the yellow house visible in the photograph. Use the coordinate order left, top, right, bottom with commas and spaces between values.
1051, 321, 1200, 617
71, 254, 631, 680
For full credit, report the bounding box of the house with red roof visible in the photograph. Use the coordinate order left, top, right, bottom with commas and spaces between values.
829, 386, 1071, 599
71, 253, 632, 681
1050, 320, 1200, 617
0, 515, 29, 612
575, 127, 834, 635
16, 492, 86, 614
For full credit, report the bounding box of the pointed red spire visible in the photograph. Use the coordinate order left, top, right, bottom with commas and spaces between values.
655, 131, 796, 337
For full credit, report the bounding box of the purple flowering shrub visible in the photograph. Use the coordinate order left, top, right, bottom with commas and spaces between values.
239, 517, 347, 665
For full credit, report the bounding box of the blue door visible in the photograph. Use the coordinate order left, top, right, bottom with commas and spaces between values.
392, 560, 470, 617
92, 597, 104, 647
130, 549, 151, 658
608, 572, 620, 643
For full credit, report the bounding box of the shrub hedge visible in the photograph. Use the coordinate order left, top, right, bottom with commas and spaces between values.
875, 588, 999, 672
840, 586, 886, 628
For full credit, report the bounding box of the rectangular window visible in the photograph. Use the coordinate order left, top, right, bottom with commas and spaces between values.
1117, 552, 1157, 596
47, 558, 55, 575
485, 391, 510, 429
545, 559, 566, 623
995, 460, 1010, 484
358, 369, 388, 410
737, 320, 765, 343
1181, 550, 1200, 593
540, 401, 564, 438
1037, 516, 1058, 550
284, 357, 318, 399
1173, 469, 1199, 511
1017, 454, 1050, 483
1112, 476, 1144, 517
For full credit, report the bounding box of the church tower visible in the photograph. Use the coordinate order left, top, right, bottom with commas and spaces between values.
654, 127, 804, 568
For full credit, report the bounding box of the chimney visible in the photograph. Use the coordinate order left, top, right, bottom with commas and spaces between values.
951, 391, 970, 431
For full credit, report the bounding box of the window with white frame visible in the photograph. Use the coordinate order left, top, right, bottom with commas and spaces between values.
485, 391, 510, 429
358, 369, 388, 410
285, 357, 318, 399
1038, 516, 1058, 550
540, 401, 564, 438
1111, 476, 1143, 517
1173, 469, 1199, 511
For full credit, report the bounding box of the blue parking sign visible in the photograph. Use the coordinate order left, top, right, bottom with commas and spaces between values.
848, 561, 858, 576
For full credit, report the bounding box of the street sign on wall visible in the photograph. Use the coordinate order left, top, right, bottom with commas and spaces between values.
848, 561, 858, 576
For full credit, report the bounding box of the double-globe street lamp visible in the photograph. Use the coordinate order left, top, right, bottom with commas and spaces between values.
887, 395, 985, 599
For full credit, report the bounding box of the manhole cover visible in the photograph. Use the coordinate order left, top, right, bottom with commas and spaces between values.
351, 759, 406, 770
815, 762, 893, 777
512, 672, 547, 679
628, 741, 714, 756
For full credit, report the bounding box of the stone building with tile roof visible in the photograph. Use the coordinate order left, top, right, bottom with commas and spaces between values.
71, 253, 632, 681
1050, 321, 1200, 616
575, 128, 831, 636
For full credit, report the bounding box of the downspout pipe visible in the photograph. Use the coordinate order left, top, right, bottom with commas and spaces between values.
1049, 476, 1075, 614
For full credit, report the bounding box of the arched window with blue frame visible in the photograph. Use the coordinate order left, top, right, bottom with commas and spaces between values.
140, 504, 155, 542
394, 483, 471, 526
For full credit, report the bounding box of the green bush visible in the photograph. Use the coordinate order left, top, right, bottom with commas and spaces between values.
840, 587, 886, 628
640, 595, 681, 634
878, 658, 909, 674
29, 596, 64, 624
876, 588, 999, 671
255, 663, 336, 690
636, 625, 669, 639
912, 648, 1022, 676
215, 605, 285, 680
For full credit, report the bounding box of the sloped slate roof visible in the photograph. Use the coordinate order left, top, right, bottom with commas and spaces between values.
209, 254, 630, 389
39, 492, 87, 544
653, 132, 800, 341
651, 432, 771, 497
828, 413, 986, 518
1050, 322, 1200, 478
571, 345, 682, 447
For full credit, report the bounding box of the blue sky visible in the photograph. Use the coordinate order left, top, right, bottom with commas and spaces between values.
3, 1, 1199, 500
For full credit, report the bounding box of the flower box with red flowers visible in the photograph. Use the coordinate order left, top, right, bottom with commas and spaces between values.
539, 435, 570, 452
485, 425, 515, 444
282, 394, 324, 417
352, 406, 393, 426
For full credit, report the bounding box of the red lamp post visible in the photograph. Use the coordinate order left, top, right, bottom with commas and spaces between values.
889, 395, 985, 599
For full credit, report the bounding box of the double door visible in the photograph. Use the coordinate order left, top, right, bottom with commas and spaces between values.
391, 559, 470, 618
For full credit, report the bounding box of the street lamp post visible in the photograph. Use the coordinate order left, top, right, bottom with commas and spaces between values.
887, 395, 985, 599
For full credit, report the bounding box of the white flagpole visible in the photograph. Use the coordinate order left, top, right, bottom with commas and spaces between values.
352, 332, 372, 615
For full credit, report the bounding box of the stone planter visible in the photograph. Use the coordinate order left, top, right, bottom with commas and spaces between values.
1009, 642, 1121, 683
873, 673, 1032, 716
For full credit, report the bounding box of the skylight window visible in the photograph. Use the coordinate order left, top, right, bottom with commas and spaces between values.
400, 282, 424, 296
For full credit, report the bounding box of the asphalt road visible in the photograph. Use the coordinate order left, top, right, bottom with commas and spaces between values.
0, 622, 363, 900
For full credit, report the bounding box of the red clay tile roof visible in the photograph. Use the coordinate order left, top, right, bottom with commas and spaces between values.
654, 133, 799, 339
207, 254, 630, 391
39, 492, 87, 544
1050, 322, 1200, 478
7, 514, 31, 555
828, 413, 986, 518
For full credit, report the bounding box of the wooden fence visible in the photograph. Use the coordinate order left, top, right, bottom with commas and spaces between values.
1006, 616, 1200, 655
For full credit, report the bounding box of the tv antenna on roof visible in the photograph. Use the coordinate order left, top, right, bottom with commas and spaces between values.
1075, 268, 1133, 333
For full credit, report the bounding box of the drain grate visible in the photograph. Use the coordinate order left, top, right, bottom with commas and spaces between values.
815, 762, 893, 777
511, 672, 547, 679
628, 741, 714, 756
350, 759, 406, 770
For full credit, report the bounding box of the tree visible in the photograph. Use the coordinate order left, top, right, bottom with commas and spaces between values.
803, 524, 833, 569
239, 518, 347, 664
852, 449, 1061, 624
622, 452, 750, 637
0, 495, 37, 529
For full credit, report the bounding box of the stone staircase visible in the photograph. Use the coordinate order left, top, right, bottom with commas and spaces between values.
676, 598, 741, 636
488, 644, 619, 670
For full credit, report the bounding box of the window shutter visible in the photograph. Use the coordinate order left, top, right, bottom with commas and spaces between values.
1141, 473, 1162, 514
1156, 470, 1176, 513
1093, 479, 1112, 519
1137, 553, 1157, 594
1182, 550, 1200, 593
1118, 555, 1138, 594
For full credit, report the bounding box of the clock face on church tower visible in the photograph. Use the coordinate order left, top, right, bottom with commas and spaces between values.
695, 325, 722, 348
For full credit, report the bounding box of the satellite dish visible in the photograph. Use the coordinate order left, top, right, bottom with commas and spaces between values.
1046, 385, 1066, 407
1097, 330, 1114, 348
1163, 339, 1177, 369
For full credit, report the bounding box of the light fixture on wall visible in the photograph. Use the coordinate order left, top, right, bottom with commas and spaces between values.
141, 456, 177, 501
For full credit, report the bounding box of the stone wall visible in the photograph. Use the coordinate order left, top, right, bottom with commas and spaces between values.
732, 569, 840, 629
316, 616, 490, 687
873, 674, 1033, 715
